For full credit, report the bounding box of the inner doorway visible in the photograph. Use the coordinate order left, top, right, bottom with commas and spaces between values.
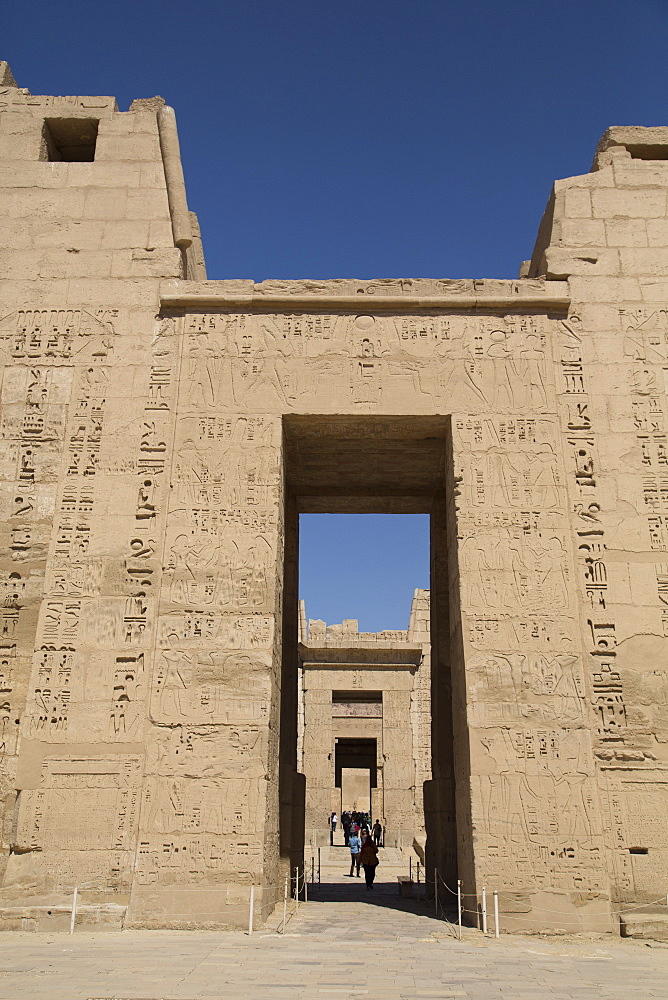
336, 737, 378, 815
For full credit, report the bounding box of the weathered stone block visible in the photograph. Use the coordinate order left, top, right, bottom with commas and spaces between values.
96, 133, 162, 162
605, 218, 648, 246
646, 218, 668, 246
545, 246, 619, 278
565, 188, 592, 218
125, 188, 170, 219
558, 219, 607, 246
592, 187, 666, 218
82, 188, 129, 220
619, 246, 668, 275
9, 188, 86, 218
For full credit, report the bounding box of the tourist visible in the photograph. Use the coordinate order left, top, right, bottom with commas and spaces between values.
342, 811, 351, 846
329, 811, 338, 845
359, 834, 379, 889
373, 819, 383, 846
348, 829, 361, 876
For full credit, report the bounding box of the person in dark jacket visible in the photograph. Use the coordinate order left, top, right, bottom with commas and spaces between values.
342, 811, 352, 846
359, 835, 379, 889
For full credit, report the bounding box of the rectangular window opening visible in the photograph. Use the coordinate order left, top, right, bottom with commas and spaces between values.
41, 118, 99, 162
332, 691, 383, 703
628, 847, 649, 855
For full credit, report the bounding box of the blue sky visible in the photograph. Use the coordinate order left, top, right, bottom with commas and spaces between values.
300, 514, 429, 631
6, 0, 668, 629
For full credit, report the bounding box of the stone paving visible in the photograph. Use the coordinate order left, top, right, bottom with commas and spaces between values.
1, 846, 667, 999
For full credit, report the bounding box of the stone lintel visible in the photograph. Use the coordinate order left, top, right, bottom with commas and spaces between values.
302, 662, 419, 671
160, 289, 571, 313
300, 643, 423, 660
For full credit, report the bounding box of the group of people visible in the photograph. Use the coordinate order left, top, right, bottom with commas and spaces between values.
328, 811, 384, 889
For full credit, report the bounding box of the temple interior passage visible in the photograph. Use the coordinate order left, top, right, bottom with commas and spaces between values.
298, 591, 431, 851
281, 416, 456, 879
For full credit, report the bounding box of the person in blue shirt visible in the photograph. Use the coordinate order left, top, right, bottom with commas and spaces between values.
348, 831, 361, 877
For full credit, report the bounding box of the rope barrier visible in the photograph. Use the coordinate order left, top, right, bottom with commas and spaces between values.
458, 895, 668, 918
435, 889, 459, 938
429, 869, 668, 930
437, 871, 668, 919
126, 885, 285, 892
437, 871, 459, 896
416, 872, 460, 939
84, 865, 668, 932
611, 894, 668, 914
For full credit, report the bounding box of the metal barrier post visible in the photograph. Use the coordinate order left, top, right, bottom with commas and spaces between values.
434, 868, 439, 917
457, 879, 462, 940
69, 886, 78, 935
493, 889, 499, 938
248, 885, 255, 935
318, 847, 321, 883
281, 875, 288, 934
481, 886, 487, 934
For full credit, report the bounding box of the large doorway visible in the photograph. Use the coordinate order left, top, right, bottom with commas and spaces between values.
279, 415, 464, 890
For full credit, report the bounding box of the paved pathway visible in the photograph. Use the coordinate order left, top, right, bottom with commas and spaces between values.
1, 846, 667, 999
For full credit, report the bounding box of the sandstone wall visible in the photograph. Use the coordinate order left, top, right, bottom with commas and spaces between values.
1, 64, 667, 933
528, 130, 668, 916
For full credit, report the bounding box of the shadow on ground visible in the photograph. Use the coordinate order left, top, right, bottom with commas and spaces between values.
304, 844, 459, 931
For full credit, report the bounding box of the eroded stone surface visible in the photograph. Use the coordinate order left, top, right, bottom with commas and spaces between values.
1, 61, 668, 934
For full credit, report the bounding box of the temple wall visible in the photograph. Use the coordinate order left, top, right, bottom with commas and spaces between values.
531, 133, 668, 915
1, 65, 667, 932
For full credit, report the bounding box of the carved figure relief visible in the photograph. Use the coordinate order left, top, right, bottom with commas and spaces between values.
468, 651, 586, 724
460, 531, 570, 612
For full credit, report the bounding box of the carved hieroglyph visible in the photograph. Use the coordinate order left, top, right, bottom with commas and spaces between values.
1, 67, 667, 931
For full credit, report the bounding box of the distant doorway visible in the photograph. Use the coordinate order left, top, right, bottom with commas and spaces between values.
336, 737, 377, 815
